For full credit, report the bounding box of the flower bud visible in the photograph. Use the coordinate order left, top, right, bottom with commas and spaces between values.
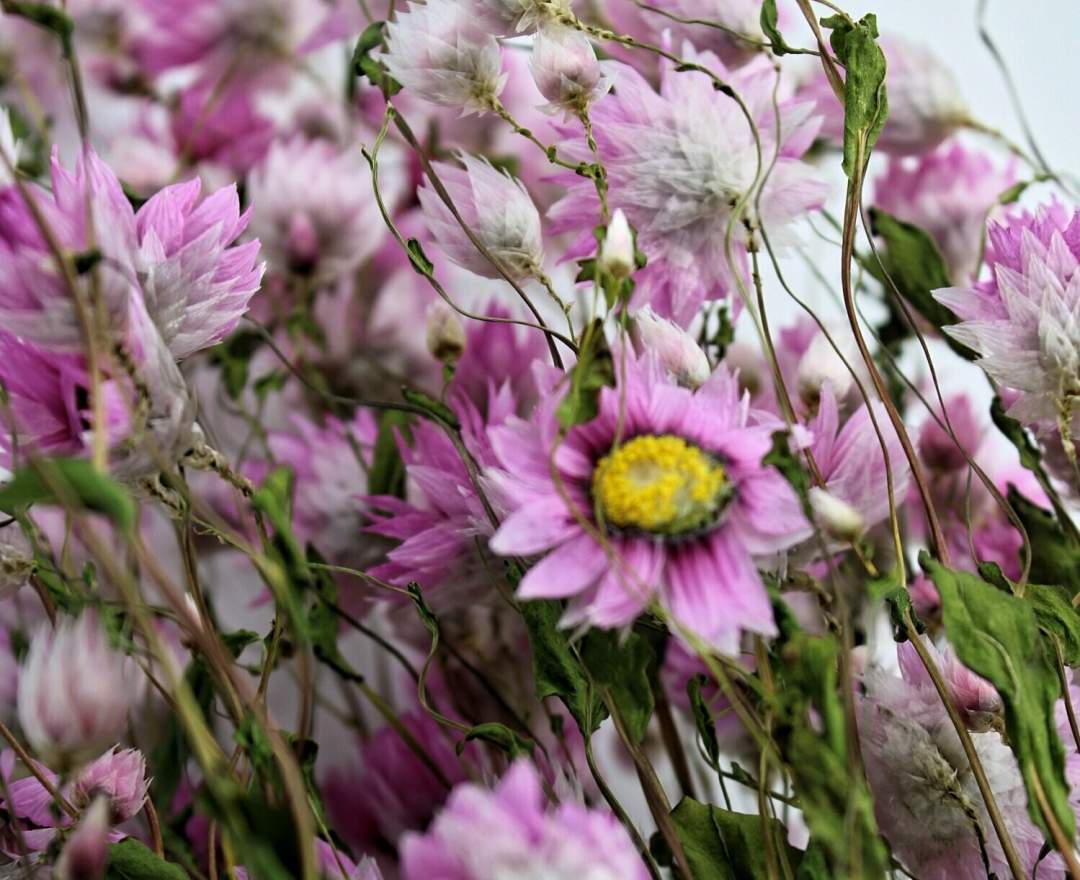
918, 394, 980, 472
599, 209, 635, 280
632, 306, 710, 389
17, 612, 142, 771
529, 25, 611, 118
426, 302, 467, 364
809, 487, 865, 543
796, 331, 855, 406
55, 796, 110, 880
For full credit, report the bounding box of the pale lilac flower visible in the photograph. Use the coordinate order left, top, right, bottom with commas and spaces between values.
400, 759, 649, 880
549, 50, 826, 325
529, 25, 611, 119
803, 35, 970, 157
918, 393, 982, 474
248, 137, 387, 280
874, 143, 1018, 284
381, 0, 507, 115
73, 747, 150, 823
55, 796, 110, 880
487, 350, 810, 652
896, 639, 1003, 733
134, 177, 263, 359
934, 201, 1080, 438
17, 612, 142, 769
858, 643, 1054, 879
419, 153, 544, 280
632, 305, 711, 388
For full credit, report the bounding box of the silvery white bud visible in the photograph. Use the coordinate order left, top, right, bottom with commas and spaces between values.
633, 306, 710, 389
599, 209, 636, 280
426, 301, 467, 363
809, 487, 865, 542
796, 331, 855, 405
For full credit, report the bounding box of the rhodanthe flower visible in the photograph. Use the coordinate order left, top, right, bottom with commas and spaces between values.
487, 350, 810, 651
548, 49, 826, 325
419, 153, 545, 280
381, 0, 507, 115
934, 201, 1080, 440
400, 759, 648, 880
528, 24, 611, 119
632, 305, 711, 389
17, 612, 142, 770
55, 796, 110, 880
874, 142, 1018, 284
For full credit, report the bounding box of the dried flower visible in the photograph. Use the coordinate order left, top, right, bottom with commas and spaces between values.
529, 24, 611, 118
632, 305, 710, 388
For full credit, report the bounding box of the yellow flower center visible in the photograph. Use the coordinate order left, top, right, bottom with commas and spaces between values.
591, 434, 727, 535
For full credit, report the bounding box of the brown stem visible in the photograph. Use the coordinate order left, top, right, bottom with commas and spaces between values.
654, 683, 695, 800
0, 719, 77, 818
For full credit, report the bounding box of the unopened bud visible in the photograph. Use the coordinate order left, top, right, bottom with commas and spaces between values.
796, 332, 854, 405
56, 796, 110, 880
809, 487, 865, 542
425, 301, 467, 364
633, 306, 710, 389
599, 209, 635, 280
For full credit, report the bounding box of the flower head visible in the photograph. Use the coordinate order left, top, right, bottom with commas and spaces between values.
419, 153, 544, 280
400, 759, 648, 880
548, 51, 825, 325
934, 200, 1080, 436
487, 350, 809, 651
72, 747, 150, 823
55, 796, 110, 880
467, 0, 572, 35
529, 24, 611, 119
248, 137, 388, 281
382, 0, 506, 115
17, 612, 142, 770
874, 143, 1018, 284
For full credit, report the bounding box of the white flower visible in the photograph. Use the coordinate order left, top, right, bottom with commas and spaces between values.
599, 209, 636, 280
382, 0, 507, 115
808, 487, 865, 542
529, 24, 611, 118
418, 153, 545, 280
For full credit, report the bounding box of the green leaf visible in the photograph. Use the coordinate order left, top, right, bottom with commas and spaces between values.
405, 237, 434, 277
923, 552, 1075, 840
761, 431, 812, 520
351, 21, 402, 95
867, 208, 977, 359
658, 798, 803, 879
519, 599, 606, 736
0, 458, 136, 530
1026, 582, 1080, 666
460, 722, 535, 759
1007, 488, 1080, 597
369, 409, 410, 498
760, 0, 793, 55
1, 2, 74, 38
105, 839, 188, 880
580, 628, 655, 744
820, 13, 888, 177
557, 320, 614, 430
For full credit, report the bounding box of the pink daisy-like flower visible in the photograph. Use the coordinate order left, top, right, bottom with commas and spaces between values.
548, 49, 826, 325
487, 350, 810, 652
873, 142, 1018, 284
400, 759, 648, 880
934, 200, 1080, 439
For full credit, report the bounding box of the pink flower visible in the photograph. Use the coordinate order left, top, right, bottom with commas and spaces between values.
934, 201, 1080, 438
487, 350, 810, 652
17, 612, 142, 769
169, 80, 275, 176
548, 50, 825, 325
55, 796, 110, 880
897, 640, 1003, 733
874, 143, 1018, 284
73, 747, 150, 823
529, 24, 612, 119
632, 305, 711, 389
418, 153, 545, 280
918, 393, 982, 474
248, 137, 389, 281
381, 0, 507, 115
134, 177, 263, 359
858, 643, 1055, 879
802, 35, 969, 156
400, 759, 648, 880
324, 712, 470, 851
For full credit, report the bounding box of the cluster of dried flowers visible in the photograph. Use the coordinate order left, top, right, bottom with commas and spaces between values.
0, 0, 1076, 878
